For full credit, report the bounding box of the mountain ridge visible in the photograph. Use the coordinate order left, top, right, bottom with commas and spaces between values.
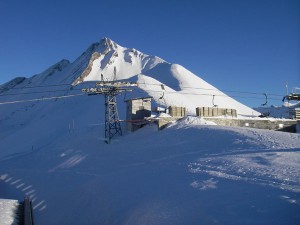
0, 37, 259, 116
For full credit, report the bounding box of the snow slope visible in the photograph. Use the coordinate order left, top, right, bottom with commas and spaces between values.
0, 114, 299, 225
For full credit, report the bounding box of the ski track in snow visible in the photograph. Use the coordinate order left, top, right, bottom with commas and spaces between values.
188, 150, 300, 194
48, 153, 88, 173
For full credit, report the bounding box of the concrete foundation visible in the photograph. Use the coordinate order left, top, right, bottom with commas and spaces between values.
204, 117, 298, 131
156, 115, 298, 132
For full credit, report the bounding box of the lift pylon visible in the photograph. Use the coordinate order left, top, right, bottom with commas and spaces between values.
82, 80, 137, 143
104, 93, 122, 143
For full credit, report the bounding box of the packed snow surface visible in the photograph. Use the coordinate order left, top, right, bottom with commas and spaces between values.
1, 113, 300, 225
0, 199, 19, 225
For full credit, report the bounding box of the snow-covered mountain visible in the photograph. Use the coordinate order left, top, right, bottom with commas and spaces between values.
72, 37, 259, 116
0, 37, 259, 116
1, 38, 299, 225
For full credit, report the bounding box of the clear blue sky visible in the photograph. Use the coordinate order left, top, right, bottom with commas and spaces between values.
0, 0, 299, 107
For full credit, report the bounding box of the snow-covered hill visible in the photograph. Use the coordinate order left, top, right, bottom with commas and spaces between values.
0, 38, 299, 225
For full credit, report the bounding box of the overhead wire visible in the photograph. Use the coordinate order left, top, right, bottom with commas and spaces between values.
0, 89, 75, 97
136, 82, 284, 97
0, 84, 83, 97
0, 80, 285, 106
0, 93, 85, 105
133, 88, 283, 101
0, 83, 71, 90
0, 80, 285, 97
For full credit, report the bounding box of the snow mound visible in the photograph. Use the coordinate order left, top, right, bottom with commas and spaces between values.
158, 113, 172, 118
169, 116, 216, 129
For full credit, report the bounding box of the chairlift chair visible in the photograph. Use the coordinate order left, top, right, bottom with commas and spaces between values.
283, 87, 300, 102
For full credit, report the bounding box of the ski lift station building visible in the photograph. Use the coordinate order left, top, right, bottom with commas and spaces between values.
126, 97, 152, 131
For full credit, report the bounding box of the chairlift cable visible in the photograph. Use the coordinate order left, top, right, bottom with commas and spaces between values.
0, 93, 85, 105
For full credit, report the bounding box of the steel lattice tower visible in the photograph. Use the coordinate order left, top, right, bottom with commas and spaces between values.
82, 80, 137, 143
104, 92, 122, 143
